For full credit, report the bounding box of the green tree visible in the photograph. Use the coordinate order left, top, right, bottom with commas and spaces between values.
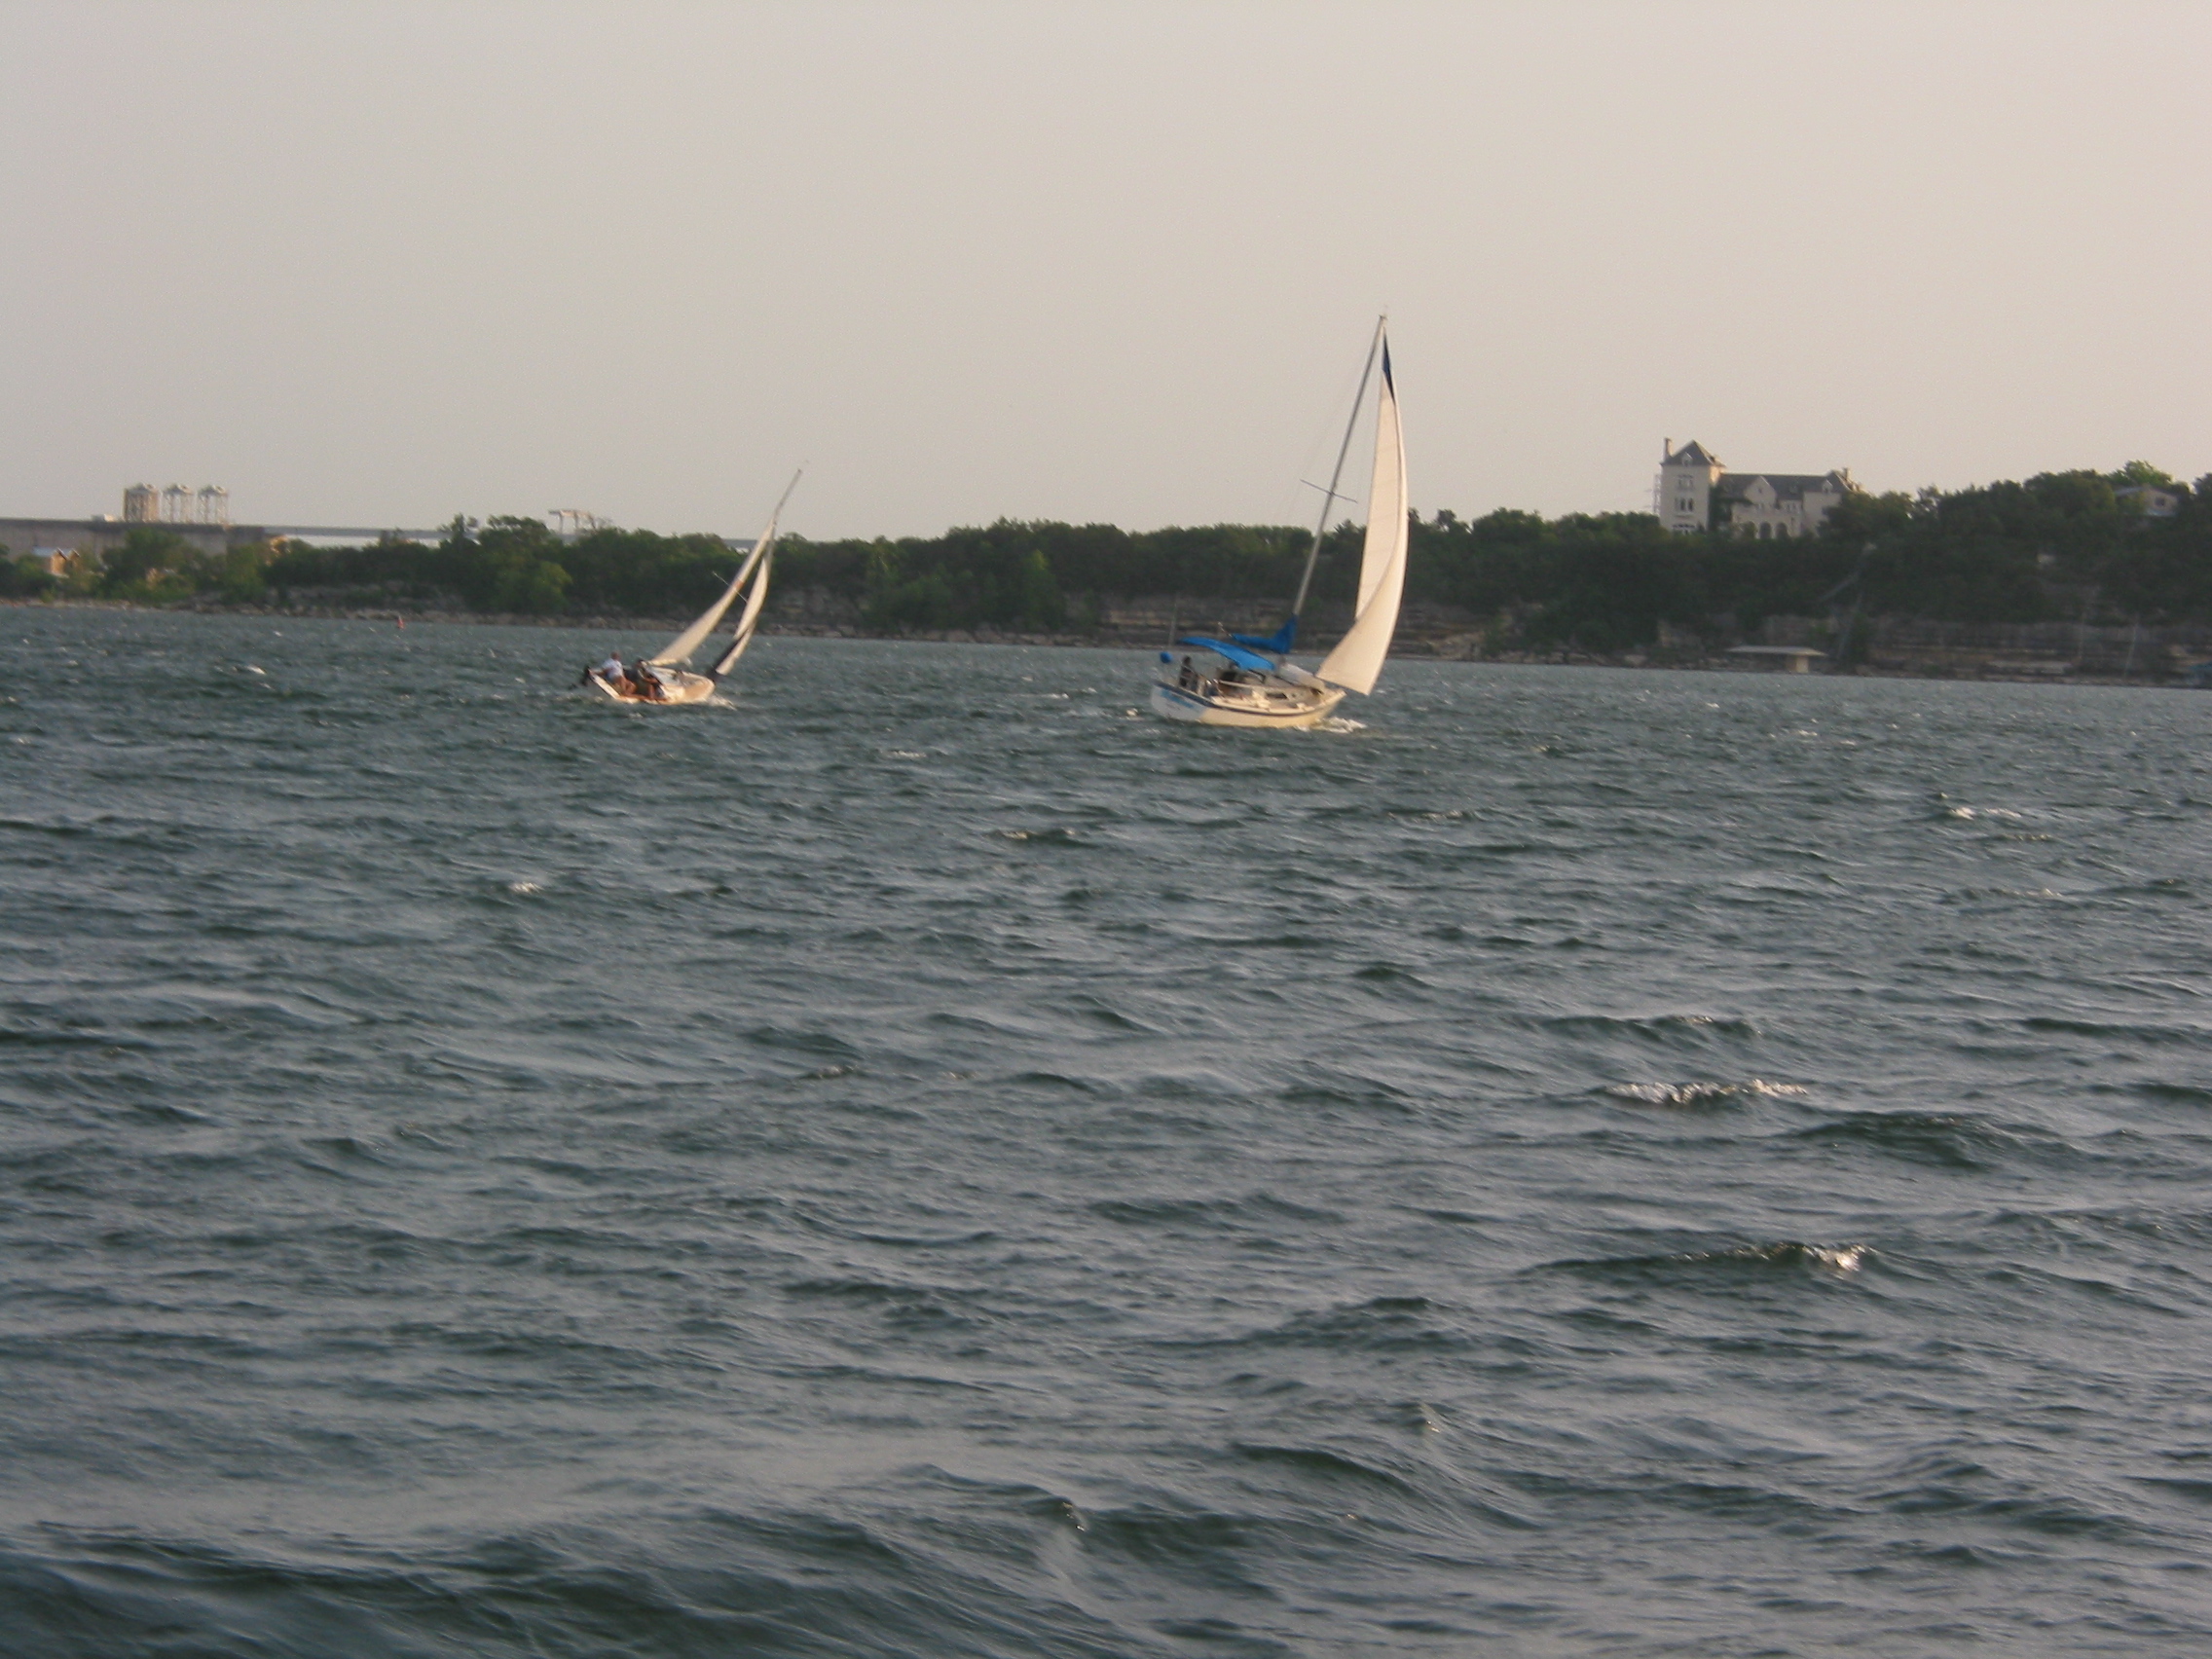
99, 527, 192, 595
453, 516, 572, 613
217, 541, 274, 602
0, 554, 56, 599
1016, 548, 1065, 628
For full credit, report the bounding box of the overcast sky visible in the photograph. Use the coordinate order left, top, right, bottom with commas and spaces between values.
2, 1, 2205, 539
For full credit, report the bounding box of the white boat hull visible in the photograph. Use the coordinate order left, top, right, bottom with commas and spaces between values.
586, 669, 717, 706
1150, 679, 1343, 728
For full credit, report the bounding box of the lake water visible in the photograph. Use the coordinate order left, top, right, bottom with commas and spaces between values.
4, 608, 2210, 1656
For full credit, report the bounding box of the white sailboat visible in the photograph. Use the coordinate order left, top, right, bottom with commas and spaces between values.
585, 471, 800, 705
1151, 318, 1408, 728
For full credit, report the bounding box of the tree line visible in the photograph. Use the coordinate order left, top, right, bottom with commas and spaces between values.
8, 465, 2209, 649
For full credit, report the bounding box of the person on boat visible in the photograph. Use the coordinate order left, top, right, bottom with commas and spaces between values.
594, 652, 625, 684
632, 664, 666, 702
1178, 654, 1197, 689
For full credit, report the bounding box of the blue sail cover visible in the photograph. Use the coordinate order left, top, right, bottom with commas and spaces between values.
1231, 617, 1298, 655
1176, 637, 1281, 677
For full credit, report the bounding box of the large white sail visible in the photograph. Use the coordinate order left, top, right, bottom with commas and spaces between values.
649, 537, 767, 667
1314, 338, 1407, 695
645, 470, 805, 668
709, 542, 774, 678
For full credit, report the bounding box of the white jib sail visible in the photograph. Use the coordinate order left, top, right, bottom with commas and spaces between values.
1315, 338, 1407, 695
709, 542, 774, 677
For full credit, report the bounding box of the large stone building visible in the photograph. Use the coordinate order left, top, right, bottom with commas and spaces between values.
1657, 440, 1853, 538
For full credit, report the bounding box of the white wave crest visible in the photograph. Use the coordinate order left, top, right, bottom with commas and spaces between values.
1604, 1079, 1809, 1107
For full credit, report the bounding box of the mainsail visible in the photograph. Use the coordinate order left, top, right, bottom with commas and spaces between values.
647, 542, 765, 668
1314, 339, 1407, 695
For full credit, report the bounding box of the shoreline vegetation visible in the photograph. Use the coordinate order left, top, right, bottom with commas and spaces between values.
9, 463, 2209, 682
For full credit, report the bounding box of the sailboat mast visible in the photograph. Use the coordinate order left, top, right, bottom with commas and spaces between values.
764, 465, 805, 531
1290, 315, 1386, 622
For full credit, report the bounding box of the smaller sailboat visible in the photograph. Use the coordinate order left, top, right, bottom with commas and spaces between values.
1152, 318, 1407, 728
585, 472, 800, 705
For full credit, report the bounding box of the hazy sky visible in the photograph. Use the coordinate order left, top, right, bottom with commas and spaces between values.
3, 1, 2205, 539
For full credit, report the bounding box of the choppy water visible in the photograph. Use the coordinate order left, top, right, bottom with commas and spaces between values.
4, 607, 2211, 1656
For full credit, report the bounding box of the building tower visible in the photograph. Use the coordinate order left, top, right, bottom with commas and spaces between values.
1657, 440, 1724, 535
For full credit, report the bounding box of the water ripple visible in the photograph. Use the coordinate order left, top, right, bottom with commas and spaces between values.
3, 614, 2211, 1655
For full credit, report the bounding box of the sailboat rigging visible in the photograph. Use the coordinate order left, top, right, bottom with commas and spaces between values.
1151, 318, 1407, 728
584, 471, 800, 705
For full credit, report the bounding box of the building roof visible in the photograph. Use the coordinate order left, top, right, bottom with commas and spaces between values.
1716, 470, 1849, 504
2114, 484, 2183, 515
1666, 440, 1720, 467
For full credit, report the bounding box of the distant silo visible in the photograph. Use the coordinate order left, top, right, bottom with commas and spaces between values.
161, 484, 190, 524
195, 486, 230, 526
124, 484, 159, 523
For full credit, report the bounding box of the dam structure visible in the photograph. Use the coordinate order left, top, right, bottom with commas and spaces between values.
2, 488, 440, 565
